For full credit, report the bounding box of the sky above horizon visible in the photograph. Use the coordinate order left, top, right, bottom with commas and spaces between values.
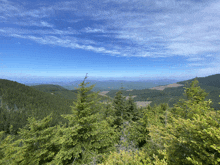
0, 0, 220, 84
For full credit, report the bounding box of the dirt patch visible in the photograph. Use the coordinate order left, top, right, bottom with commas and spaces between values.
99, 100, 152, 109
98, 91, 137, 101
150, 83, 184, 91
135, 101, 152, 108
125, 95, 136, 100
98, 90, 151, 109
98, 91, 110, 97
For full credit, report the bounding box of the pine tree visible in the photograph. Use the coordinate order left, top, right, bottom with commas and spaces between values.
112, 87, 127, 129
100, 95, 115, 127
125, 94, 139, 122
0, 115, 59, 165
99, 149, 168, 165
171, 78, 209, 119
51, 74, 118, 164
148, 79, 220, 164
126, 103, 168, 160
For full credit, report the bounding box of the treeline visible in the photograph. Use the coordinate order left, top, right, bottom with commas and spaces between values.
105, 81, 220, 110
0, 79, 76, 135
0, 76, 220, 164
0, 79, 110, 135
30, 84, 79, 100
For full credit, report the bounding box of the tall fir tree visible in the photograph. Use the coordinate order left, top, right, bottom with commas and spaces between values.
171, 78, 209, 119
112, 86, 127, 129
148, 79, 220, 164
51, 74, 118, 164
0, 115, 59, 165
125, 94, 139, 122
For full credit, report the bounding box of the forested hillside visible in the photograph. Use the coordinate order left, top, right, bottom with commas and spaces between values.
178, 74, 220, 88
1, 74, 220, 136
105, 74, 220, 110
27, 74, 220, 110
0, 75, 220, 164
0, 79, 108, 135
61, 79, 178, 92
30, 84, 79, 100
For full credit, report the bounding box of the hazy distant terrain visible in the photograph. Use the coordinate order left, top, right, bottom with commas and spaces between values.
56, 79, 179, 91
149, 83, 184, 90
0, 74, 220, 137
26, 79, 179, 92
2, 74, 220, 111
22, 74, 220, 110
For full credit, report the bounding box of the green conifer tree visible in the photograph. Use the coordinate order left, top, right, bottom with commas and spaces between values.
100, 95, 115, 127
148, 79, 220, 164
125, 94, 139, 122
0, 115, 59, 165
127, 103, 168, 161
51, 74, 118, 164
172, 78, 209, 119
112, 87, 127, 129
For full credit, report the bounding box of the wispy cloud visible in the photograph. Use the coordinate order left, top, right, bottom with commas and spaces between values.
186, 57, 205, 62
0, 0, 21, 16
0, 28, 120, 55
14, 21, 54, 28
196, 66, 220, 77
1, 0, 220, 64
83, 27, 105, 33
20, 7, 54, 18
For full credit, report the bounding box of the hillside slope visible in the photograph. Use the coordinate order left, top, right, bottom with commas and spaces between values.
104, 74, 220, 110
0, 79, 108, 134
178, 74, 220, 88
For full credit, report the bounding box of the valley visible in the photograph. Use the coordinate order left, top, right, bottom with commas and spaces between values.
0, 74, 220, 164
149, 83, 184, 90
98, 91, 150, 108
97, 83, 185, 108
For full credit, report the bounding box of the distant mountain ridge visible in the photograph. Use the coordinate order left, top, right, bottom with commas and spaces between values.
178, 74, 220, 88
25, 79, 180, 91
59, 79, 179, 91
103, 73, 220, 110
1, 73, 220, 110
1, 74, 219, 136
31, 84, 69, 92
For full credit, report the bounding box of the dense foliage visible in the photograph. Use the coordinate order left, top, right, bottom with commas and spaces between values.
0, 76, 220, 164
0, 79, 107, 135
105, 77, 220, 110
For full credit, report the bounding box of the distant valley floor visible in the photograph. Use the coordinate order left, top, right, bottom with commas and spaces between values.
98, 83, 184, 108
98, 91, 151, 108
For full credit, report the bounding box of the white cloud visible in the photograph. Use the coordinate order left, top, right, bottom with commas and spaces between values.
6, 33, 120, 55
1, 27, 78, 35
187, 63, 203, 67
1, 0, 220, 62
21, 7, 54, 18
40, 21, 53, 27
0, 0, 20, 14
196, 67, 220, 77
84, 27, 105, 33
15, 21, 54, 28
186, 57, 205, 62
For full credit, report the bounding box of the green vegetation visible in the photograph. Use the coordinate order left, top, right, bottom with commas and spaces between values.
0, 75, 220, 164
105, 74, 220, 110
62, 80, 177, 92
0, 78, 108, 135
0, 79, 73, 134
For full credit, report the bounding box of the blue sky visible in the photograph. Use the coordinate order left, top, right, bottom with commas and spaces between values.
0, 0, 219, 84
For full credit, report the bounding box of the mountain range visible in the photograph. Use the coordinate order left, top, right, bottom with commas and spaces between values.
1, 73, 220, 110
0, 73, 220, 135
25, 79, 180, 92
